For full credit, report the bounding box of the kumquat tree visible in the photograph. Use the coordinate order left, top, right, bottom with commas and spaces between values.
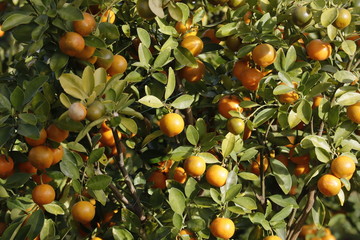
1, 0, 360, 239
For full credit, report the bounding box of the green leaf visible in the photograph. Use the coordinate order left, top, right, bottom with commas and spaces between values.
24, 210, 44, 240
57, 5, 83, 21
185, 177, 199, 199
172, 213, 183, 230
113, 227, 134, 240
238, 172, 259, 181
301, 135, 331, 152
171, 94, 194, 109
168, 188, 186, 215
222, 132, 235, 158
288, 110, 301, 129
17, 124, 39, 139
149, 0, 165, 18
81, 66, 95, 96
187, 218, 206, 232
137, 28, 151, 48
155, 18, 178, 36
60, 149, 80, 179
154, 48, 172, 69
120, 117, 138, 135
75, 117, 105, 143
43, 203, 65, 215
269, 195, 298, 208
216, 22, 238, 37
2, 13, 34, 31
274, 48, 286, 72
4, 173, 31, 188
225, 184, 242, 202
177, 3, 190, 23
271, 159, 292, 194
210, 188, 222, 204
40, 219, 56, 240
285, 46, 296, 71
314, 147, 331, 163
342, 40, 357, 56
278, 71, 293, 86
84, 35, 107, 48
233, 196, 257, 210
121, 208, 141, 234
0, 127, 13, 147
87, 175, 112, 190
24, 76, 48, 104
170, 146, 193, 161
297, 99, 312, 124
186, 125, 199, 146
270, 206, 293, 222
334, 120, 357, 147
320, 8, 338, 27
98, 22, 120, 40
10, 86, 24, 111
334, 70, 357, 83
237, 44, 257, 58
50, 53, 68, 71
124, 71, 142, 83
168, 2, 182, 22
0, 93, 11, 112
142, 130, 164, 147
164, 67, 175, 100
138, 95, 164, 108
88, 148, 105, 164
198, 152, 219, 164
138, 43, 153, 67
174, 47, 197, 67
327, 24, 337, 41
59, 73, 88, 100
273, 85, 293, 95
253, 108, 277, 127
336, 92, 360, 106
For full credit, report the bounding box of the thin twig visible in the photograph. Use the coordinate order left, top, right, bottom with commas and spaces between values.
109, 183, 130, 205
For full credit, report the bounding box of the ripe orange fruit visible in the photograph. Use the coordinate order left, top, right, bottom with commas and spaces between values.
100, 9, 115, 23
312, 95, 323, 108
178, 59, 205, 83
46, 124, 69, 143
206, 165, 228, 187
107, 55, 128, 76
278, 82, 299, 104
238, 68, 263, 91
0, 25, 4, 38
306, 39, 332, 61
175, 18, 193, 34
178, 229, 196, 240
300, 224, 317, 237
317, 174, 341, 197
91, 237, 103, 240
330, 156, 356, 179
202, 29, 221, 44
68, 102, 87, 121
74, 45, 96, 60
0, 155, 14, 179
233, 60, 249, 81
251, 155, 269, 176
72, 201, 96, 224
333, 8, 351, 29
243, 125, 252, 140
73, 12, 96, 36
32, 184, 55, 206
184, 156, 206, 177
227, 117, 245, 135
32, 172, 53, 184
59, 32, 85, 56
346, 102, 360, 124
51, 145, 64, 165
263, 236, 282, 240
275, 154, 289, 167
99, 129, 121, 147
28, 146, 54, 170
252, 44, 276, 67
218, 96, 243, 119
322, 235, 336, 240
159, 113, 185, 137
294, 163, 310, 176
210, 217, 235, 239
136, 0, 155, 20
17, 161, 37, 174
180, 36, 204, 57
24, 128, 47, 147
157, 160, 174, 173
148, 171, 167, 189
289, 145, 309, 164
173, 167, 187, 184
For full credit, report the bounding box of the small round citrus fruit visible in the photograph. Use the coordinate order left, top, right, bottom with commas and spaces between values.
275, 154, 289, 167
225, 35, 242, 52
86, 101, 106, 121
239, 68, 263, 91
46, 124, 69, 142
306, 39, 332, 61
294, 163, 310, 176
74, 45, 96, 60
32, 184, 55, 206
51, 145, 64, 165
178, 59, 205, 83
252, 44, 276, 67
227, 118, 245, 135
159, 113, 185, 137
25, 128, 47, 147
180, 35, 204, 57
73, 12, 96, 36
107, 55, 128, 76
251, 155, 269, 176
95, 48, 114, 70
330, 155, 356, 179
0, 155, 14, 179
178, 229, 196, 240
136, 0, 155, 20
100, 9, 115, 23
17, 161, 37, 174
233, 60, 249, 81
72, 201, 96, 224
292, 6, 312, 27
218, 96, 243, 119
32, 172, 53, 184
347, 102, 360, 124
59, 32, 85, 56
28, 146, 54, 170
210, 217, 235, 239
173, 167, 187, 184
206, 165, 228, 187
148, 171, 167, 189
333, 8, 351, 29
175, 18, 193, 34
68, 102, 87, 122
184, 156, 206, 177
317, 174, 341, 197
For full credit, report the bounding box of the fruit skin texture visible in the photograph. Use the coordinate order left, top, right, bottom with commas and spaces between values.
233, 60, 249, 80
202, 29, 221, 44
263, 236, 282, 240
292, 6, 312, 27
333, 8, 351, 29
86, 101, 106, 121
71, 201, 96, 224
0, 155, 14, 179
74, 45, 96, 60
136, 0, 155, 20
28, 146, 54, 170
218, 96, 243, 119
178, 229, 196, 240
184, 156, 206, 177
294, 163, 310, 176
330, 155, 356, 179
173, 167, 187, 184
25, 128, 47, 147
227, 118, 245, 135
306, 39, 332, 61
317, 174, 341, 197
252, 44, 276, 67
175, 18, 193, 34
180, 36, 204, 57
278, 82, 299, 104
210, 217, 235, 239
346, 102, 360, 124
100, 10, 115, 23
225, 35, 241, 52
68, 102, 87, 121
159, 113, 185, 137
46, 124, 69, 143
206, 165, 228, 187
32, 184, 55, 206
239, 68, 263, 91
51, 145, 64, 165
107, 55, 128, 76
148, 171, 167, 189
59, 32, 85, 56
73, 12, 96, 36
178, 59, 205, 83
251, 155, 269, 176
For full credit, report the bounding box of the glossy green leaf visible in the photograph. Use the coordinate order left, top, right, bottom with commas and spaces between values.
138, 95, 164, 108
186, 125, 199, 146
222, 132, 235, 158
43, 203, 65, 215
168, 188, 186, 215
320, 8, 338, 27
87, 175, 112, 190
165, 67, 175, 100
271, 159, 292, 194
171, 94, 194, 109
2, 13, 34, 31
